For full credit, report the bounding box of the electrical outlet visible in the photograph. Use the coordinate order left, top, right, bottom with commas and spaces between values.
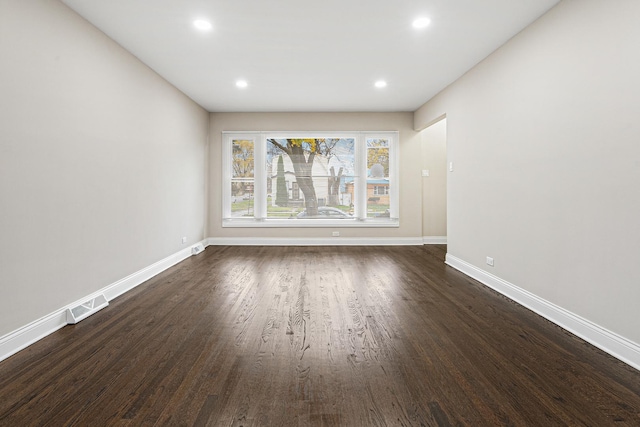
486, 256, 494, 267
181, 237, 187, 244
332, 231, 340, 237
421, 169, 429, 177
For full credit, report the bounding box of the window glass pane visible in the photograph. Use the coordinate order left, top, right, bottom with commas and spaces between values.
366, 138, 390, 218
266, 138, 355, 219
231, 139, 254, 218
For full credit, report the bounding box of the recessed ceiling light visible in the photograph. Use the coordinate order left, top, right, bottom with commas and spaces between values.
412, 17, 431, 29
236, 80, 248, 89
193, 19, 212, 31
374, 80, 387, 88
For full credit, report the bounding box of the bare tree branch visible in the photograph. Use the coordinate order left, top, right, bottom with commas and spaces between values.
267, 138, 291, 155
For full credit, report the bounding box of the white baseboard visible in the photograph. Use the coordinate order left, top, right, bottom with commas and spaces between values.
100, 243, 198, 301
206, 237, 423, 246
0, 241, 207, 363
0, 311, 68, 365
445, 254, 640, 372
13, 242, 635, 374
423, 236, 447, 244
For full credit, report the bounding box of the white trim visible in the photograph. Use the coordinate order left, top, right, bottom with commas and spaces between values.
0, 312, 67, 364
355, 133, 367, 220
254, 134, 267, 219
206, 237, 422, 246
101, 243, 203, 301
423, 236, 447, 244
0, 241, 207, 363
445, 254, 640, 372
222, 218, 399, 228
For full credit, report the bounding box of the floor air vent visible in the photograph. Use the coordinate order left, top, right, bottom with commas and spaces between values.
192, 243, 205, 255
66, 294, 108, 324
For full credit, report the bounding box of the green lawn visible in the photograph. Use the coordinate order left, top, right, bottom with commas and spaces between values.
231, 199, 254, 213
367, 204, 390, 217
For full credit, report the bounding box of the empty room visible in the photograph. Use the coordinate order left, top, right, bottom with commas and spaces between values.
1, 0, 639, 425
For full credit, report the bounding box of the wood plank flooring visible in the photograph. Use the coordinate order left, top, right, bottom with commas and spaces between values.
0, 245, 639, 426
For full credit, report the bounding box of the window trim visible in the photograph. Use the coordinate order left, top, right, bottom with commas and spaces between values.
222, 131, 399, 228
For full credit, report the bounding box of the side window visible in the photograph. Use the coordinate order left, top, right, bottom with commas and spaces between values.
366, 138, 390, 218
230, 138, 254, 218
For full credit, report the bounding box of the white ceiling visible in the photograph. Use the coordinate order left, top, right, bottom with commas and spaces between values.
61, 0, 560, 113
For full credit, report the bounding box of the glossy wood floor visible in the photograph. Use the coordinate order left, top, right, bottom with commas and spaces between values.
1, 245, 639, 426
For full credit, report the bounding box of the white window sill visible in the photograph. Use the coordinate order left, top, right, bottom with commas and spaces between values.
222, 218, 399, 228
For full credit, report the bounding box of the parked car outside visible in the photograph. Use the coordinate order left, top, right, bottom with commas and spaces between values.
296, 206, 353, 219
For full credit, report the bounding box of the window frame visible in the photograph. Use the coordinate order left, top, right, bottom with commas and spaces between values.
222, 131, 399, 228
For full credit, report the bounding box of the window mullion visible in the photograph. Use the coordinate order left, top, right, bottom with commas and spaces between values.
222, 134, 231, 220
254, 133, 266, 219
355, 133, 367, 220
389, 133, 399, 220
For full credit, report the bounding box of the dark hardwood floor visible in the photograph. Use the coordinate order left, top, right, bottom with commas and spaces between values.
1, 245, 639, 426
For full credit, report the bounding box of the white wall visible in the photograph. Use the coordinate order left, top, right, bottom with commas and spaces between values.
0, 0, 209, 337
421, 119, 447, 239
208, 112, 422, 240
414, 0, 640, 345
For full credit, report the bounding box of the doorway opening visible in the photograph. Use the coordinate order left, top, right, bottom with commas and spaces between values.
420, 117, 447, 244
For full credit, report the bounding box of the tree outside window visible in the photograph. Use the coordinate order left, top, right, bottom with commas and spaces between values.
266, 138, 355, 218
